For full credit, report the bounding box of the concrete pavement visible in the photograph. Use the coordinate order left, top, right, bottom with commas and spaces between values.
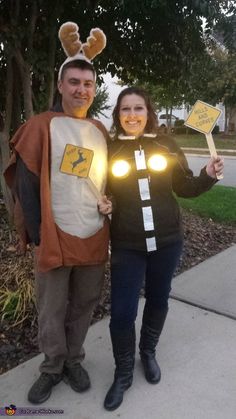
182, 148, 236, 156
186, 154, 236, 188
1, 245, 236, 419
171, 245, 236, 319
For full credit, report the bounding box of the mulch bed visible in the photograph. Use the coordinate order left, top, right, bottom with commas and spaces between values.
1, 200, 236, 375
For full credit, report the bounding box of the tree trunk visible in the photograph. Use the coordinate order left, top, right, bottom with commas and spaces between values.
45, 0, 65, 109
14, 49, 34, 120
0, 131, 14, 220
12, 59, 23, 132
228, 107, 236, 134
167, 107, 172, 134
224, 106, 229, 134
46, 25, 57, 109
0, 57, 14, 220
13, 0, 38, 120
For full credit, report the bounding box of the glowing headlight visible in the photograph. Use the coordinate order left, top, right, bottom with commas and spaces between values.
111, 160, 131, 177
148, 154, 167, 171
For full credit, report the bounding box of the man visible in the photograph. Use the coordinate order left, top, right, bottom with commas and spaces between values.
4, 23, 109, 404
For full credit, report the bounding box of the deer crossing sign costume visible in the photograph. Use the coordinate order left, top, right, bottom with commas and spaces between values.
4, 22, 110, 405
6, 112, 109, 272
5, 23, 109, 272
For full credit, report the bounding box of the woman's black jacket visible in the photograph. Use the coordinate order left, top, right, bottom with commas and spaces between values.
107, 134, 216, 251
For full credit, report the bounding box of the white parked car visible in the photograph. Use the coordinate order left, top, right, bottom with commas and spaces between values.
158, 113, 179, 129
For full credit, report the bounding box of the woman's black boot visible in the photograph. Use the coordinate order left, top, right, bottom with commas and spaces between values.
104, 327, 135, 411
139, 304, 168, 384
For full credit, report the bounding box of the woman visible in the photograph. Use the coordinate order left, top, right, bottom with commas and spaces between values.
99, 87, 224, 411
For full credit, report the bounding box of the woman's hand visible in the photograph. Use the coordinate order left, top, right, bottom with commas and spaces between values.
206, 156, 224, 179
98, 195, 112, 215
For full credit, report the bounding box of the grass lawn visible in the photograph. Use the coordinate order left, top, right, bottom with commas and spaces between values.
177, 184, 236, 225
173, 133, 236, 150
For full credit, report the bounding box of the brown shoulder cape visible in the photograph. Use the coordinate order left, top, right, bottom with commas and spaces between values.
4, 111, 109, 272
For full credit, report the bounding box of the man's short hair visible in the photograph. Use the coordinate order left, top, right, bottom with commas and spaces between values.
59, 59, 96, 81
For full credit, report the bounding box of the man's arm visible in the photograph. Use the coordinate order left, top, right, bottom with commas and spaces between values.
15, 155, 41, 245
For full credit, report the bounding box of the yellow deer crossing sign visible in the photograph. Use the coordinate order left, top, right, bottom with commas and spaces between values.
60, 144, 94, 177
60, 144, 102, 199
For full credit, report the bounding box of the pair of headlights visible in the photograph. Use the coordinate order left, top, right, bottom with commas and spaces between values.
111, 154, 168, 177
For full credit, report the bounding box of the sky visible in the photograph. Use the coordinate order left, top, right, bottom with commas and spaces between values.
99, 73, 126, 129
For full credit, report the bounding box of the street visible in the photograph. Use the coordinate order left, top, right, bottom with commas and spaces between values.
186, 155, 236, 188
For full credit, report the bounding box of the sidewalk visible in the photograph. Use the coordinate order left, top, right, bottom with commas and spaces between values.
182, 147, 236, 157
1, 245, 236, 419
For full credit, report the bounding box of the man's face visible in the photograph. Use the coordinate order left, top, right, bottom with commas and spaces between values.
58, 67, 96, 117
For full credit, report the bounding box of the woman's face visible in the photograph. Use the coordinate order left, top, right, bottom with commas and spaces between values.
119, 94, 148, 137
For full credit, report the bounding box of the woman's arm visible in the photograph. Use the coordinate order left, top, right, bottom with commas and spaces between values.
172, 155, 224, 198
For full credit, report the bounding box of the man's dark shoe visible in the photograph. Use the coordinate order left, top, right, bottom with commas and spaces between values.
63, 363, 91, 392
28, 372, 62, 404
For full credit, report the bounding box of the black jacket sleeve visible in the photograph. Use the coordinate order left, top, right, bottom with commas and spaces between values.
15, 155, 41, 245
172, 157, 216, 198
157, 135, 216, 197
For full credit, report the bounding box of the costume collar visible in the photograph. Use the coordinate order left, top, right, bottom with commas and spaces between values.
118, 133, 156, 140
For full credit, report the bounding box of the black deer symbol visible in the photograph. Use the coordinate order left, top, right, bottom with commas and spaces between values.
71, 149, 87, 171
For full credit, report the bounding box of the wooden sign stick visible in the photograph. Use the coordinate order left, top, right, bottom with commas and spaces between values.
205, 132, 224, 180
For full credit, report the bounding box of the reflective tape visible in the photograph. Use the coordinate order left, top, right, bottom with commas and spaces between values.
146, 237, 157, 251
138, 178, 150, 201
134, 149, 147, 170
142, 206, 154, 231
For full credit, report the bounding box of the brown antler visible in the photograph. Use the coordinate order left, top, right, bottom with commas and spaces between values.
58, 22, 82, 57
82, 28, 106, 60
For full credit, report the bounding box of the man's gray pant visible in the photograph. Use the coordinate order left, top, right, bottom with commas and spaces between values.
35, 264, 105, 374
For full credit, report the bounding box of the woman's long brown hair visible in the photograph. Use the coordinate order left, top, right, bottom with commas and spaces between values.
111, 86, 158, 138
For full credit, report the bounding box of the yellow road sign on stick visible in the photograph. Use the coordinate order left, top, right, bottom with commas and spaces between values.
184, 101, 223, 180
184, 100, 221, 134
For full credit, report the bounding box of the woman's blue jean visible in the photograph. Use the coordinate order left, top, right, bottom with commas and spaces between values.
110, 241, 183, 332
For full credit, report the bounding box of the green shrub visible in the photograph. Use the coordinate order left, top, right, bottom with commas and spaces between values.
174, 119, 185, 127
174, 125, 198, 135
0, 291, 19, 320
212, 125, 219, 134
0, 259, 36, 327
174, 126, 187, 134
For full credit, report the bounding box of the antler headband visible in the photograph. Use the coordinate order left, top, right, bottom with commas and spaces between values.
58, 21, 106, 79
